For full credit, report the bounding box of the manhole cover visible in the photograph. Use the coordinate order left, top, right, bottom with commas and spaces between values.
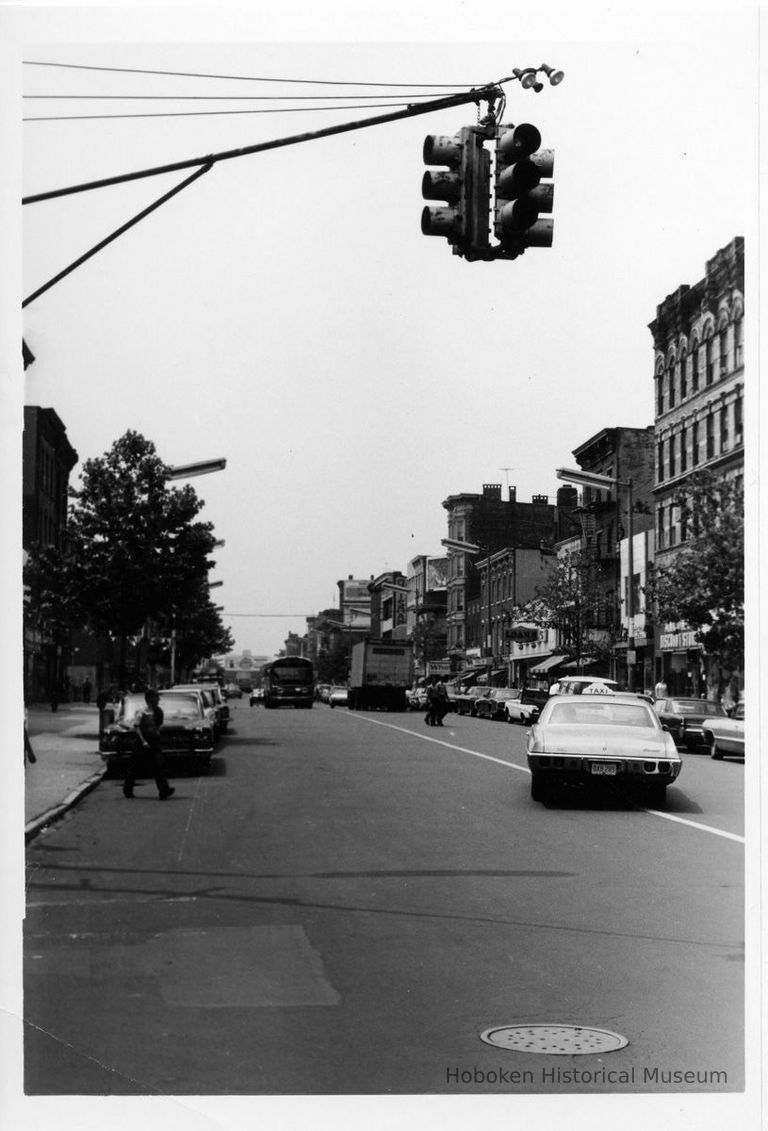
480, 1024, 628, 1055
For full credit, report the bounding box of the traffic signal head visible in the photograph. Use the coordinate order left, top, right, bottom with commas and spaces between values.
493, 123, 554, 255
422, 126, 491, 258
421, 133, 464, 240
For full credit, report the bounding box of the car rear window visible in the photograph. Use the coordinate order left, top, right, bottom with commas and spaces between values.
548, 700, 656, 728
160, 693, 202, 718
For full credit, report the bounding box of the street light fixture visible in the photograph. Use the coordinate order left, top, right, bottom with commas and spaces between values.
556, 467, 635, 689
168, 458, 227, 480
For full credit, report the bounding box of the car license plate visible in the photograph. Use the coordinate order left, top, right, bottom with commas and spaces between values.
591, 762, 618, 776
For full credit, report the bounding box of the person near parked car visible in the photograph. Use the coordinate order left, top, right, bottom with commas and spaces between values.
123, 687, 175, 801
654, 678, 668, 699
433, 679, 449, 726
424, 680, 439, 726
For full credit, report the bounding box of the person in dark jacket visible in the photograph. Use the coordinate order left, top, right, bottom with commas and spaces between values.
123, 688, 175, 800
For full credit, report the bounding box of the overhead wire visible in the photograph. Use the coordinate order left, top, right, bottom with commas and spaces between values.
23, 59, 481, 87
25, 102, 434, 123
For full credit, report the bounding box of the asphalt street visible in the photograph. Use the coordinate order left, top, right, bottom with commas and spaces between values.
24, 699, 744, 1096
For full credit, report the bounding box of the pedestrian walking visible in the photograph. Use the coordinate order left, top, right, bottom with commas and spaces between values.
123, 688, 175, 800
434, 678, 449, 726
653, 678, 668, 700
81, 677, 92, 704
424, 680, 440, 726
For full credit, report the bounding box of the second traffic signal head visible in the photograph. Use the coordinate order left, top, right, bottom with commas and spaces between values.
493, 123, 554, 255
422, 126, 491, 258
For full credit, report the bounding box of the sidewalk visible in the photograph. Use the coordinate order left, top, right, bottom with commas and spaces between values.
24, 703, 106, 842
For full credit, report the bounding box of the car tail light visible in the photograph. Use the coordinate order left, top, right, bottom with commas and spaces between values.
527, 728, 545, 753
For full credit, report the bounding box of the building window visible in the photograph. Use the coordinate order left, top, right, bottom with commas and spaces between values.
693, 342, 702, 392
734, 317, 743, 367
680, 425, 687, 472
657, 372, 665, 415
719, 327, 729, 376
692, 419, 699, 466
668, 433, 676, 478
705, 337, 714, 386
680, 502, 688, 543
680, 351, 688, 399
734, 396, 743, 445
720, 405, 729, 452
668, 362, 676, 408
657, 505, 665, 549
706, 414, 715, 459
657, 440, 664, 482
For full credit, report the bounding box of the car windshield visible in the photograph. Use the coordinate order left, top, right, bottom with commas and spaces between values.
546, 699, 657, 728
671, 698, 725, 715
159, 693, 203, 719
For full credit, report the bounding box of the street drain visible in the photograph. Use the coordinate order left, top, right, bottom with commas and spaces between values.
480, 1025, 629, 1055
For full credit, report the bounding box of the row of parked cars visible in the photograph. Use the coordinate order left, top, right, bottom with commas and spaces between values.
413, 676, 745, 760
99, 682, 233, 776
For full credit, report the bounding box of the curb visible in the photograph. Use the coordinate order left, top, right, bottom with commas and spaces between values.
25, 769, 107, 844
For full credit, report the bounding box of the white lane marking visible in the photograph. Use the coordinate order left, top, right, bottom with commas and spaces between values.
177, 771, 205, 862
344, 713, 745, 844
641, 810, 744, 843
344, 713, 530, 772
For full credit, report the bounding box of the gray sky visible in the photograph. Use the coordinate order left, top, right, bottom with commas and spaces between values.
12, 4, 758, 664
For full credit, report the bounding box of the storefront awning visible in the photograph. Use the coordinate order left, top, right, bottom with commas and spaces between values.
529, 654, 567, 675
491, 668, 507, 678
560, 659, 600, 671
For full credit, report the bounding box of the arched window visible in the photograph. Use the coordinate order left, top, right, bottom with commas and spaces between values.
734, 314, 744, 368
691, 336, 700, 392
701, 320, 716, 386
667, 352, 676, 408
679, 347, 688, 399
656, 360, 665, 415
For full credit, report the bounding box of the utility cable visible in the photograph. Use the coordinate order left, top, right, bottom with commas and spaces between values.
23, 83, 501, 204
23, 59, 478, 87
22, 161, 213, 308
24, 101, 434, 123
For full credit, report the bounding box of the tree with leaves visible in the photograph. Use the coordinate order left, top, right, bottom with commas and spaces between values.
24, 431, 232, 682
644, 469, 743, 675
516, 546, 617, 666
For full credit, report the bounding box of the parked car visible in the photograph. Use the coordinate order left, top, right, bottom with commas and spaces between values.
224, 683, 242, 699
174, 683, 229, 735
549, 676, 620, 696
703, 701, 745, 760
503, 688, 546, 725
328, 686, 349, 708
454, 687, 491, 716
100, 690, 216, 775
475, 688, 521, 721
526, 690, 681, 807
653, 696, 729, 750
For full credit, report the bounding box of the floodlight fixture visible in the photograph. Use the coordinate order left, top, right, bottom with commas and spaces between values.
540, 63, 565, 86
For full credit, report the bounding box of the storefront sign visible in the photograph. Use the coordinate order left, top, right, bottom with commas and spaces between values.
660, 630, 699, 650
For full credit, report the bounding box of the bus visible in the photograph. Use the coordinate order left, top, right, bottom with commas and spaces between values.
261, 657, 315, 709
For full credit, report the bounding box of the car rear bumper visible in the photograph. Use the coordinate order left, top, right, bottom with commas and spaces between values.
528, 752, 681, 786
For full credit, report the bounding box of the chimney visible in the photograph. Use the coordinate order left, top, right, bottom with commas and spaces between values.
508, 486, 517, 502
482, 483, 502, 498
